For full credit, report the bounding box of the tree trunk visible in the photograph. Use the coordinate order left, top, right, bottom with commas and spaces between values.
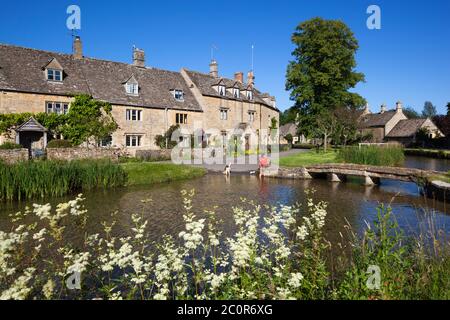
323, 133, 328, 152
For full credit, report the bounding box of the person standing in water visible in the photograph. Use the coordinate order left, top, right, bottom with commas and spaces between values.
259, 154, 270, 178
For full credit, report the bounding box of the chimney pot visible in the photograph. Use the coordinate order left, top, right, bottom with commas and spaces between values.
234, 72, 244, 83
73, 36, 83, 59
380, 104, 387, 114
133, 47, 145, 67
396, 101, 403, 112
247, 71, 255, 87
209, 60, 218, 77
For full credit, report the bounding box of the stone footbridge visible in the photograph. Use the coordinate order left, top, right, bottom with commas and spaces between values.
267, 163, 441, 186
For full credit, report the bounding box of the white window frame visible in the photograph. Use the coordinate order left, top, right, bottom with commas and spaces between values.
220, 109, 228, 120
248, 111, 256, 122
218, 85, 226, 96
126, 109, 142, 121
247, 90, 253, 100
47, 69, 63, 82
125, 135, 142, 147
46, 102, 69, 114
233, 88, 240, 98
174, 90, 184, 101
125, 83, 139, 95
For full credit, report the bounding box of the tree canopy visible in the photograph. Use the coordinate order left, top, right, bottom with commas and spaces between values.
403, 107, 421, 119
286, 18, 366, 138
421, 101, 437, 118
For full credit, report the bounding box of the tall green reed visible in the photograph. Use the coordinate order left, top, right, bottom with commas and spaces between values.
337, 145, 405, 166
0, 159, 127, 201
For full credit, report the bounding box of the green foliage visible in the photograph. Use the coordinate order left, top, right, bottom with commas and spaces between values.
280, 150, 338, 167
337, 145, 405, 166
284, 133, 293, 144
0, 95, 117, 146
46, 140, 72, 149
280, 107, 298, 126
286, 17, 366, 138
0, 160, 127, 201
154, 125, 180, 149
61, 94, 118, 146
0, 112, 67, 135
422, 101, 437, 118
403, 107, 421, 119
0, 142, 22, 150
336, 205, 450, 299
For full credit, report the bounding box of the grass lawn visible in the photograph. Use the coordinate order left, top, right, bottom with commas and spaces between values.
120, 162, 206, 186
279, 150, 339, 167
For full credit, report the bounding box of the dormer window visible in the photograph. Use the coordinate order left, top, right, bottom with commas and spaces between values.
173, 90, 184, 101
233, 88, 240, 98
124, 75, 139, 95
218, 85, 226, 96
247, 90, 253, 100
126, 83, 139, 95
44, 58, 64, 82
47, 69, 62, 82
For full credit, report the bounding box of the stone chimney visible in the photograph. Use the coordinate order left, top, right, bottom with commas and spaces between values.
133, 47, 145, 67
380, 104, 387, 114
247, 71, 255, 87
209, 60, 218, 77
73, 36, 83, 59
396, 101, 403, 113
234, 72, 244, 83
363, 103, 371, 115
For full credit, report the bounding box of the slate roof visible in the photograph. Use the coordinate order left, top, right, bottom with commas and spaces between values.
183, 69, 279, 111
280, 123, 298, 136
358, 111, 396, 128
16, 117, 47, 132
385, 119, 427, 138
0, 44, 201, 112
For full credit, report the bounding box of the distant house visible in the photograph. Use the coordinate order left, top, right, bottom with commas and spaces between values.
358, 102, 443, 146
279, 123, 309, 145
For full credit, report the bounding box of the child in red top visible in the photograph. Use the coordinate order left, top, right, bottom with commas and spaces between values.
259, 154, 270, 178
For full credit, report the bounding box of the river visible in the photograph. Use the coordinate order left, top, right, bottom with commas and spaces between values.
0, 156, 448, 248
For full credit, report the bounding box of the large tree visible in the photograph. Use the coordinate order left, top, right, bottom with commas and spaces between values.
421, 101, 437, 118
286, 18, 366, 139
279, 107, 298, 126
447, 102, 450, 116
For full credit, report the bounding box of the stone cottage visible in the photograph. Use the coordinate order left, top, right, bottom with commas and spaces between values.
358, 102, 443, 146
0, 37, 279, 156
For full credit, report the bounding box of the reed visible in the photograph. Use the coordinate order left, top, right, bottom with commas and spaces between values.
337, 145, 405, 166
0, 159, 127, 201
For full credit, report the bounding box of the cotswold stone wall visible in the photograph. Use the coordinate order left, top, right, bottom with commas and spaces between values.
0, 148, 28, 164
47, 147, 120, 162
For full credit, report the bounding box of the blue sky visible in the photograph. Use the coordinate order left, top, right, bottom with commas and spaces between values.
0, 0, 449, 114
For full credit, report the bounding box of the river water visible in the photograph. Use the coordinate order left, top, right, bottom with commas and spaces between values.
0, 156, 448, 248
